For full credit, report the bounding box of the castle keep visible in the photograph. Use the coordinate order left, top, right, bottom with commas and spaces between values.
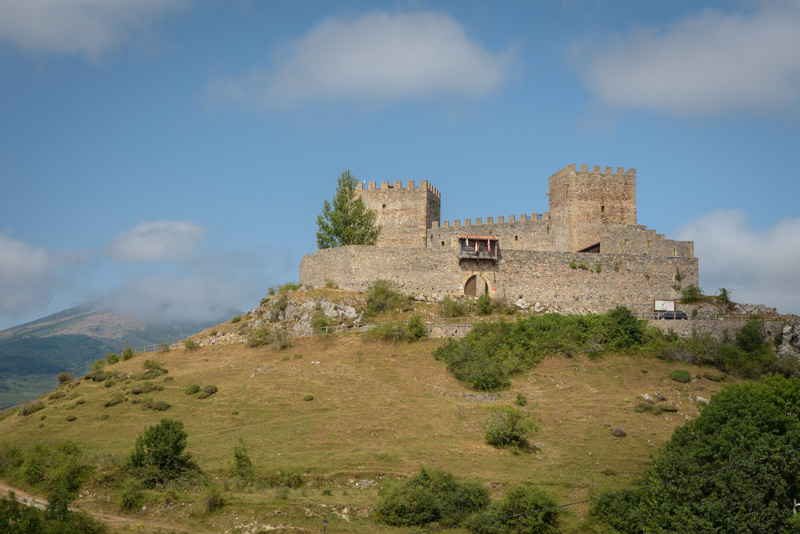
300, 164, 699, 316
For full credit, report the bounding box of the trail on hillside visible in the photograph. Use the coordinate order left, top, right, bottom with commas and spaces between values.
0, 479, 191, 533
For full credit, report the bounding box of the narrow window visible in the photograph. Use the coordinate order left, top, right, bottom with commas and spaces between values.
441, 241, 445, 247
623, 238, 628, 245
514, 235, 519, 241
382, 204, 386, 209
600, 205, 605, 213
647, 240, 652, 247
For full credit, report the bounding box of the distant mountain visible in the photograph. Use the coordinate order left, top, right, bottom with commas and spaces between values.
0, 302, 240, 409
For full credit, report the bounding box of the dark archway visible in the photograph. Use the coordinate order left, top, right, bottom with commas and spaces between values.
464, 275, 488, 297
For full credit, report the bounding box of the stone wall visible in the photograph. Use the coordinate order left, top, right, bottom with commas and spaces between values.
427, 217, 557, 252
548, 164, 637, 252
299, 245, 699, 317
601, 225, 694, 258
356, 180, 440, 248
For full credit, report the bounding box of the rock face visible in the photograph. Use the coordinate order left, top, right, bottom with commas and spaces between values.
778, 323, 800, 358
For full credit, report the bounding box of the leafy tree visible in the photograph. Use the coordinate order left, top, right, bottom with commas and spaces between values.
736, 315, 767, 353
592, 375, 800, 533
469, 485, 559, 534
129, 418, 197, 487
316, 170, 381, 249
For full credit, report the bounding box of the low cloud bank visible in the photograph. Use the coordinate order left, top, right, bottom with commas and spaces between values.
674, 210, 800, 315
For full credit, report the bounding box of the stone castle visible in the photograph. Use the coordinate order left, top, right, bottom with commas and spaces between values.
300, 164, 699, 316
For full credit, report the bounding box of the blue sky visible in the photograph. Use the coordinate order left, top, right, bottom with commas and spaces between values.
2, 0, 800, 330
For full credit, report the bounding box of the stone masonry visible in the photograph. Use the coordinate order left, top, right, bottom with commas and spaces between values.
301, 164, 699, 316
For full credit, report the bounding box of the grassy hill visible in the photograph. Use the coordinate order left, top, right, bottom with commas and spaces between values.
0, 303, 739, 533
0, 302, 240, 409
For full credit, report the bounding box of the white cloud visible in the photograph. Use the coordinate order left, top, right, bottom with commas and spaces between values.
0, 0, 186, 58
579, 1, 800, 117
105, 220, 205, 263
205, 11, 515, 109
674, 210, 800, 315
0, 233, 83, 315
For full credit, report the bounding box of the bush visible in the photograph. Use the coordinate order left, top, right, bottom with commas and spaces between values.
231, 316, 241, 323
204, 486, 226, 512
515, 393, 528, 407
469, 485, 559, 534
702, 370, 726, 382
483, 405, 537, 448
440, 296, 468, 318
737, 316, 767, 353
366, 280, 411, 316
680, 284, 702, 303
106, 353, 119, 365
130, 382, 163, 395
65, 415, 77, 422
407, 315, 427, 341
117, 479, 145, 512
669, 369, 691, 383
19, 401, 45, 416
303, 394, 314, 401
183, 339, 199, 351
140, 400, 171, 411
128, 418, 197, 487
232, 439, 253, 481
48, 390, 66, 401
248, 327, 291, 350
104, 394, 124, 408
267, 282, 302, 296
261, 468, 304, 489
476, 294, 493, 316
185, 384, 200, 395
57, 372, 74, 385
375, 468, 489, 527
198, 385, 218, 399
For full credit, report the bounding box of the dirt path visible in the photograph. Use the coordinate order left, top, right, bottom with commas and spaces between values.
0, 480, 192, 533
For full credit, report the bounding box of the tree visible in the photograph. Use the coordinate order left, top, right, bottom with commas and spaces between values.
592, 375, 800, 533
316, 170, 381, 249
129, 418, 197, 487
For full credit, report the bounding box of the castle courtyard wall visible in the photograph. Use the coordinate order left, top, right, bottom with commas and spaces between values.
300, 245, 698, 317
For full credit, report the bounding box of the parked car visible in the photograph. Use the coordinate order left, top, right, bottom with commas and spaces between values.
657, 311, 688, 320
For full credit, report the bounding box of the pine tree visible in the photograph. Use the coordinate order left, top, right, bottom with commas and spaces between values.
316, 170, 381, 249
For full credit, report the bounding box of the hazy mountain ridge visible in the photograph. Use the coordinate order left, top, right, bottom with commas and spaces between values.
0, 302, 240, 408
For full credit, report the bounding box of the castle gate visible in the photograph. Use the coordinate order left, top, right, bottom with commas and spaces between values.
464, 275, 488, 297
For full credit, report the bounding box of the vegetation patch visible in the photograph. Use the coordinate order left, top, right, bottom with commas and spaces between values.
365, 279, 412, 317
128, 418, 199, 488
669, 369, 691, 383
184, 384, 200, 395
374, 467, 489, 528
367, 316, 427, 343
483, 405, 537, 448
198, 385, 218, 399
468, 485, 559, 533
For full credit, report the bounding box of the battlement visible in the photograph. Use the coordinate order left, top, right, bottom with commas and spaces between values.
356, 179, 440, 199
433, 212, 550, 229
549, 163, 636, 180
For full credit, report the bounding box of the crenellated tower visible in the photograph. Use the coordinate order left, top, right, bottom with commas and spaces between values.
548, 164, 637, 252
356, 180, 441, 248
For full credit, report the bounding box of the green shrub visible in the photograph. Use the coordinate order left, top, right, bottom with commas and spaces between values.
369, 321, 410, 343
204, 486, 226, 512
366, 279, 411, 316
483, 405, 537, 448
185, 384, 200, 395
680, 284, 702, 303
183, 339, 199, 351
106, 353, 120, 365
476, 294, 493, 316
198, 385, 218, 399
122, 347, 134, 361
407, 315, 427, 341
143, 359, 162, 370
232, 439, 253, 481
140, 400, 171, 411
324, 278, 338, 289
267, 282, 302, 296
736, 316, 767, 353
669, 369, 692, 383
57, 372, 74, 385
65, 414, 77, 422
117, 479, 145, 512
516, 393, 528, 407
248, 327, 291, 349
128, 418, 198, 487
293, 353, 303, 359
469, 485, 559, 534
375, 467, 489, 527
104, 394, 124, 408
261, 467, 304, 489
231, 315, 242, 323
312, 315, 332, 333
48, 390, 66, 401
440, 296, 468, 318
303, 394, 314, 401
19, 401, 45, 416
702, 370, 726, 382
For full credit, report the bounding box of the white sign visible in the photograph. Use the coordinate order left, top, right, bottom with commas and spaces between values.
654, 300, 675, 312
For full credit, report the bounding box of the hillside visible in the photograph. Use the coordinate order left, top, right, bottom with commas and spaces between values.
0, 302, 240, 409
0, 302, 739, 533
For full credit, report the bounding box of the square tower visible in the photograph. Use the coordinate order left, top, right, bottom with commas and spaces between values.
548, 164, 637, 252
356, 180, 441, 248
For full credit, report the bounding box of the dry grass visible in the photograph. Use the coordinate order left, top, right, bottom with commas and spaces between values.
0, 331, 738, 533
